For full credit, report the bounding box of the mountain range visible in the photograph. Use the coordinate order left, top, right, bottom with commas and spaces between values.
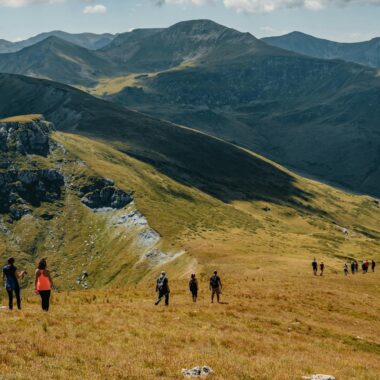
1, 19, 379, 198
262, 31, 380, 68
0, 30, 115, 53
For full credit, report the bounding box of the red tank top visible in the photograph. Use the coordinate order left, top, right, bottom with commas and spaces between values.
37, 270, 51, 291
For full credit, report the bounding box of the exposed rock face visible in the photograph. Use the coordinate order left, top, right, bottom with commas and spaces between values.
0, 116, 53, 156
0, 169, 64, 219
80, 177, 133, 210
0, 116, 63, 221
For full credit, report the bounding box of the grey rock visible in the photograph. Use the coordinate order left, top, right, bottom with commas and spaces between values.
302, 375, 336, 380
182, 366, 214, 378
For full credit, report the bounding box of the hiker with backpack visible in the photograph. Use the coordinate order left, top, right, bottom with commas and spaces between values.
189, 273, 198, 303
2, 257, 26, 310
34, 258, 53, 312
209, 271, 222, 303
319, 262, 325, 276
155, 271, 170, 306
312, 259, 318, 276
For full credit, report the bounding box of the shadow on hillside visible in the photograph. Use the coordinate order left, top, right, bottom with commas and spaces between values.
0, 73, 315, 211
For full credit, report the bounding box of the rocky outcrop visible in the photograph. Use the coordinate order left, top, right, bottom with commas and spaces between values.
0, 116, 53, 156
0, 116, 63, 221
79, 177, 133, 210
0, 169, 64, 219
182, 366, 214, 378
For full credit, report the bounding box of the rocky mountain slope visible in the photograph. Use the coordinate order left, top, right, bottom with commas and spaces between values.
262, 31, 380, 68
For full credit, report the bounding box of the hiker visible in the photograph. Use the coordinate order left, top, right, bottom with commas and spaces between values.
344, 263, 349, 276
355, 261, 359, 273
209, 271, 222, 303
312, 258, 318, 276
2, 257, 26, 310
189, 273, 198, 303
320, 262, 325, 276
362, 261, 366, 274
351, 260, 356, 275
34, 258, 53, 312
372, 260, 376, 273
365, 260, 370, 273
155, 271, 170, 306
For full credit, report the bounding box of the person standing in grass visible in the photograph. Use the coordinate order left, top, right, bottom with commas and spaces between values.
355, 261, 359, 273
319, 262, 325, 276
344, 263, 349, 276
312, 258, 318, 276
189, 273, 198, 303
35, 258, 53, 312
351, 260, 356, 274
209, 271, 222, 303
2, 257, 26, 310
155, 271, 170, 306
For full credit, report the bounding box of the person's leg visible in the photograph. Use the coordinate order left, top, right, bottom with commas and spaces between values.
14, 287, 21, 310
6, 288, 13, 310
155, 293, 162, 305
165, 293, 169, 306
216, 288, 220, 303
211, 288, 215, 303
41, 291, 51, 311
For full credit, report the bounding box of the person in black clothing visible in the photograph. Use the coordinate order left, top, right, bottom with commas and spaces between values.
155, 271, 170, 306
2, 257, 26, 310
372, 260, 376, 273
312, 259, 318, 276
209, 271, 222, 303
189, 273, 198, 303
319, 262, 325, 276
351, 260, 356, 275
355, 261, 359, 273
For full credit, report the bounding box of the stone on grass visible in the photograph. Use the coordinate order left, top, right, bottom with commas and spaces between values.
302, 375, 336, 380
182, 366, 213, 378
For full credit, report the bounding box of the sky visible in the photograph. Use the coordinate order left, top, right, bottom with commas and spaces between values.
0, 0, 380, 43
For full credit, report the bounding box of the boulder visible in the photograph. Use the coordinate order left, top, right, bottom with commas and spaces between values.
182, 366, 214, 378
302, 375, 336, 380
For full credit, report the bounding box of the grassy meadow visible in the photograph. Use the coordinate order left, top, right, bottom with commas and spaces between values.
1, 131, 380, 379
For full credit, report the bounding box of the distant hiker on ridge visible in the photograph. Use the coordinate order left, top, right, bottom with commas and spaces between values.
209, 271, 222, 303
372, 260, 376, 273
189, 273, 198, 303
355, 261, 359, 273
155, 271, 170, 306
35, 258, 53, 312
344, 263, 349, 276
312, 258, 318, 276
2, 257, 26, 310
319, 262, 325, 276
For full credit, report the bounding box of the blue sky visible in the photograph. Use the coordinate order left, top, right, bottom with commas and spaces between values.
0, 0, 380, 43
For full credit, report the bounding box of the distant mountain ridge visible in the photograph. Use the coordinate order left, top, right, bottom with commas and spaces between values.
0, 30, 115, 53
262, 31, 380, 68
0, 36, 119, 85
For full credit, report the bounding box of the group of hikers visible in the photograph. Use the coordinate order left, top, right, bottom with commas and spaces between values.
2, 257, 53, 312
2, 258, 223, 311
312, 258, 376, 276
155, 270, 223, 306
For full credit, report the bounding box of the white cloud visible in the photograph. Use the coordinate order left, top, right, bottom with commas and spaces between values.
224, 0, 380, 13
155, 0, 380, 12
0, 0, 64, 6
83, 3, 107, 13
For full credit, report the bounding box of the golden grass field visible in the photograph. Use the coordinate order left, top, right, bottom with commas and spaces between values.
1, 131, 380, 379
0, 263, 379, 380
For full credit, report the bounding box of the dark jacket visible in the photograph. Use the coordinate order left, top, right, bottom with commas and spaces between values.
156, 276, 169, 294
189, 278, 198, 292
3, 265, 19, 290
